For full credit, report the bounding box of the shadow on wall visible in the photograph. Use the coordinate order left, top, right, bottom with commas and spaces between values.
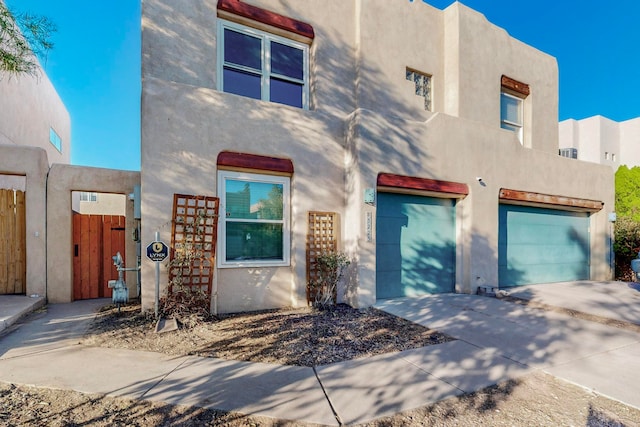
142, 3, 440, 308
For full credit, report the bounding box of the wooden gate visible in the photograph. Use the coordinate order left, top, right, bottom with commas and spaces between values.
0, 189, 26, 294
73, 213, 126, 300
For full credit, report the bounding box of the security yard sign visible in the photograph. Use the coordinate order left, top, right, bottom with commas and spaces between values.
146, 240, 169, 262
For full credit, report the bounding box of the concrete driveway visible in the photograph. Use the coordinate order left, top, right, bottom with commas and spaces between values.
375, 281, 640, 411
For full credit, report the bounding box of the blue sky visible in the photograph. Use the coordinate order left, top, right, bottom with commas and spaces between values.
5, 0, 141, 171
5, 1, 640, 171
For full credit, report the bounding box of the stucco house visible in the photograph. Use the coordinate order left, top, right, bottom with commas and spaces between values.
141, 0, 614, 314
559, 115, 640, 169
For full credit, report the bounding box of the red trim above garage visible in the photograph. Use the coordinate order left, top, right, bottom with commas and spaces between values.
499, 188, 603, 212
377, 173, 469, 196
217, 151, 294, 175
217, 0, 315, 40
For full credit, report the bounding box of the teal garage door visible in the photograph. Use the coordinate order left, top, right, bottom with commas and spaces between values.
498, 204, 589, 287
376, 193, 455, 299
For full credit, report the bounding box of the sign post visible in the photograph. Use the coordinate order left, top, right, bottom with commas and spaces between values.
146, 233, 169, 318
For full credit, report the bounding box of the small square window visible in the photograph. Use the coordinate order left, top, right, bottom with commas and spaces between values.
218, 170, 290, 267
406, 68, 432, 111
49, 127, 62, 152
218, 21, 309, 109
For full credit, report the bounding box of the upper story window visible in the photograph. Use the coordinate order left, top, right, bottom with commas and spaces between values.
49, 127, 62, 152
406, 68, 432, 111
500, 92, 523, 142
218, 20, 309, 109
500, 76, 529, 144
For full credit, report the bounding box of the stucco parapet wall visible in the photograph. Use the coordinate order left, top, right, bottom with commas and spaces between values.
0, 144, 49, 176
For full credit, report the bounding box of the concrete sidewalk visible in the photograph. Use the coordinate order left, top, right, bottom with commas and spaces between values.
2, 282, 640, 425
0, 295, 46, 333
0, 298, 528, 425
376, 290, 640, 412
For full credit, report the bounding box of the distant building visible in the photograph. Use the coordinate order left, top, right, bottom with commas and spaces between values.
0, 68, 71, 166
559, 116, 640, 169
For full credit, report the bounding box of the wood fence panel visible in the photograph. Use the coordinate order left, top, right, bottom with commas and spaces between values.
0, 189, 26, 294
74, 213, 126, 300
14, 191, 26, 294
0, 190, 8, 294
73, 213, 82, 300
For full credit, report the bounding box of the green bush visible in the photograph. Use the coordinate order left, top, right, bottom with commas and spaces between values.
614, 216, 640, 281
308, 251, 351, 309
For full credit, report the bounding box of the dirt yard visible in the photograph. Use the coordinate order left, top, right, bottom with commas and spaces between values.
1, 303, 640, 426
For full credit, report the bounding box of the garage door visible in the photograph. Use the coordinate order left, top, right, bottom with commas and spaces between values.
376, 193, 455, 299
498, 204, 589, 287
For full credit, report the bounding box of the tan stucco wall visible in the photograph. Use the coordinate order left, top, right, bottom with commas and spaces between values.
142, 0, 615, 313
71, 192, 127, 215
47, 164, 140, 303
0, 145, 49, 297
0, 71, 71, 165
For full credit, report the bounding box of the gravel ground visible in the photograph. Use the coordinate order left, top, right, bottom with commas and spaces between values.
2, 302, 640, 426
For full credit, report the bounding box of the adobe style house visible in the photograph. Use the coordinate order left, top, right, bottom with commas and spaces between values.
141, 0, 614, 314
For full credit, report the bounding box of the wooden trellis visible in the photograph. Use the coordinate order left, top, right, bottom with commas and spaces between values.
306, 211, 338, 304
169, 194, 219, 295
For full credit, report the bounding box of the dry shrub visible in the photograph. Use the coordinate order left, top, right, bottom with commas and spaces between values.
159, 285, 215, 328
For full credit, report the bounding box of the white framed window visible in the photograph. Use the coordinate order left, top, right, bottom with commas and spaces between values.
217, 20, 309, 109
500, 91, 523, 143
49, 127, 62, 152
79, 192, 98, 202
217, 170, 290, 267
612, 153, 616, 161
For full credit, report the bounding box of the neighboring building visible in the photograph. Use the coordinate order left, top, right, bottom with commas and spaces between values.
71, 191, 127, 215
0, 65, 71, 167
559, 115, 640, 169
141, 0, 614, 314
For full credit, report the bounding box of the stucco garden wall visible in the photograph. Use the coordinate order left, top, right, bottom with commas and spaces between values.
0, 145, 49, 297
47, 164, 140, 303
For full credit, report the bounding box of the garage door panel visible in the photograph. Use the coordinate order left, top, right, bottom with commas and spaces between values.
506, 224, 587, 246
500, 262, 589, 286
499, 204, 589, 287
376, 193, 455, 299
504, 244, 588, 265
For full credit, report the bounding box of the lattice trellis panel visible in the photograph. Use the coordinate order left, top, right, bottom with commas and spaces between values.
306, 211, 338, 304
169, 194, 219, 295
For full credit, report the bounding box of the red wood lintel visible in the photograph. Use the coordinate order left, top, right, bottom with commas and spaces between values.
217, 151, 294, 175
217, 0, 314, 40
501, 75, 530, 97
377, 173, 469, 196
499, 188, 603, 212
